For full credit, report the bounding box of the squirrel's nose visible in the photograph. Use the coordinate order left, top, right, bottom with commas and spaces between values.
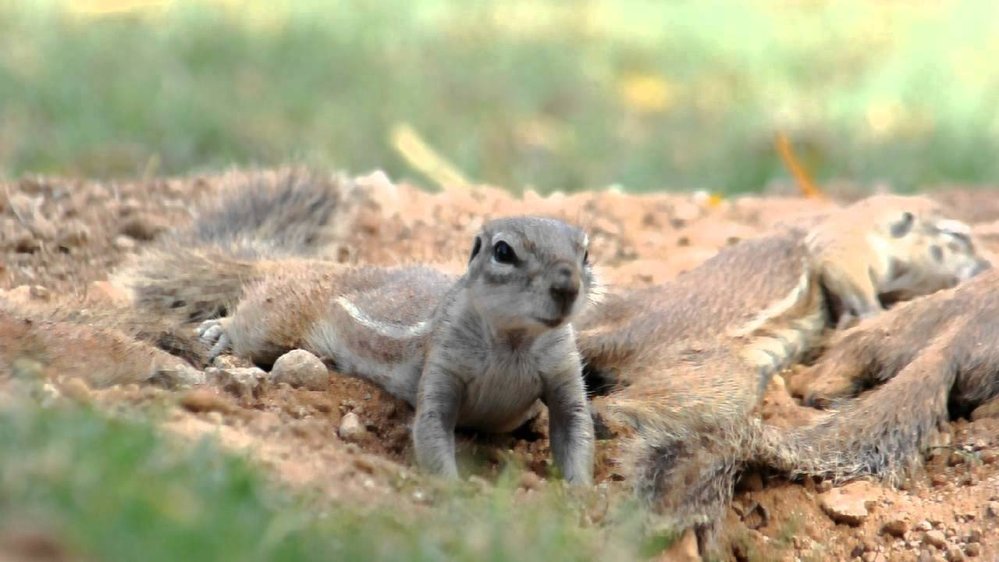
550, 264, 580, 313
972, 258, 992, 277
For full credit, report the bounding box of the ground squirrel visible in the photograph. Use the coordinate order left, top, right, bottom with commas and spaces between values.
584, 195, 989, 550
578, 194, 989, 392
190, 216, 598, 484
763, 266, 999, 484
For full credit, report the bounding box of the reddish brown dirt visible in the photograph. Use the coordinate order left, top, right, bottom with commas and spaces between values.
2, 170, 999, 561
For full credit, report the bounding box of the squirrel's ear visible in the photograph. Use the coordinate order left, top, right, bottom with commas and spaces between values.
469, 236, 482, 263
890, 211, 915, 238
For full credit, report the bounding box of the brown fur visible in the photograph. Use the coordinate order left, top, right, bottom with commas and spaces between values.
578, 194, 988, 394
577, 228, 812, 384
588, 195, 990, 552
761, 267, 999, 484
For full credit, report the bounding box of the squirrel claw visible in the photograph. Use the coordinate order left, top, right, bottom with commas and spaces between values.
196, 319, 231, 359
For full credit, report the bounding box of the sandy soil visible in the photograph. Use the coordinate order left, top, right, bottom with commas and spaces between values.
2, 170, 999, 561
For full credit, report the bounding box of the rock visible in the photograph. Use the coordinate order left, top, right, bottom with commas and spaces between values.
271, 349, 329, 391
337, 412, 367, 442
882, 518, 909, 538
179, 388, 230, 413
931, 474, 948, 487
964, 542, 980, 557
518, 470, 543, 491
818, 481, 879, 526
211, 354, 254, 370
119, 213, 167, 241
946, 546, 965, 562
150, 364, 206, 389
113, 235, 137, 251
60, 378, 92, 404
986, 502, 999, 518
923, 530, 948, 550
214, 366, 268, 399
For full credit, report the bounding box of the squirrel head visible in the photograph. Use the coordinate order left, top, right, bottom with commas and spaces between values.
463, 216, 596, 334
870, 201, 990, 302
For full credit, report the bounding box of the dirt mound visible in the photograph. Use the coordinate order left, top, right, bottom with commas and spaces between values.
3, 171, 999, 561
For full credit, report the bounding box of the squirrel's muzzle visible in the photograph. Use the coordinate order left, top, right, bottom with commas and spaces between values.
549, 264, 581, 315
971, 258, 992, 277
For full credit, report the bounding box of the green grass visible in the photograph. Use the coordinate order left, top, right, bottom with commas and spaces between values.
3, 0, 999, 193
0, 399, 650, 562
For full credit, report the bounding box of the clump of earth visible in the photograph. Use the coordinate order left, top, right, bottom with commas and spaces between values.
3, 169, 999, 561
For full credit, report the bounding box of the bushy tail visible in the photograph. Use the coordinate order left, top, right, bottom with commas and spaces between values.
181, 168, 355, 257
760, 334, 958, 485
117, 168, 357, 322
117, 245, 259, 322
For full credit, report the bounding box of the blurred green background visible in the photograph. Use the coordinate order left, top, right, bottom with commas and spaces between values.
2, 0, 999, 193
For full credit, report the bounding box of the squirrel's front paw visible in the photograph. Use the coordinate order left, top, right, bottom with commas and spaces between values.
196, 319, 232, 360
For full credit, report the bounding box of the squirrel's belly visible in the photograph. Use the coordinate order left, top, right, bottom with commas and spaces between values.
458, 374, 544, 433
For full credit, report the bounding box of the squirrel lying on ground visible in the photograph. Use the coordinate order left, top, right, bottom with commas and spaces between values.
581, 195, 990, 552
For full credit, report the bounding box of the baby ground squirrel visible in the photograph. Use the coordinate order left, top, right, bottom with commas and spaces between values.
192, 216, 600, 484
578, 195, 989, 551
764, 267, 999, 486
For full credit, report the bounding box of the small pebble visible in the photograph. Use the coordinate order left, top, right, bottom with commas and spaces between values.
923, 530, 948, 550
338, 412, 367, 442
271, 349, 329, 391
179, 388, 229, 413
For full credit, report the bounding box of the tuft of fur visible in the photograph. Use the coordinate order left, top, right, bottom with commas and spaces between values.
183, 168, 354, 256
116, 169, 358, 322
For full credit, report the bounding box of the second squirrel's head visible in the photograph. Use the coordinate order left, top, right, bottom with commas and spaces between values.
464, 216, 596, 334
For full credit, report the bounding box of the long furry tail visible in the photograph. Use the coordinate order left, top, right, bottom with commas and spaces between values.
761, 337, 957, 485
762, 272, 999, 483
182, 168, 355, 256
116, 168, 357, 322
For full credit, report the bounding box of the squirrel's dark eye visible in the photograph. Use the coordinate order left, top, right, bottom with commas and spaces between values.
492, 241, 517, 264
469, 236, 482, 262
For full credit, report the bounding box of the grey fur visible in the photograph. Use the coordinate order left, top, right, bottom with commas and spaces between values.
201, 216, 597, 485
119, 169, 355, 322
185, 169, 352, 257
